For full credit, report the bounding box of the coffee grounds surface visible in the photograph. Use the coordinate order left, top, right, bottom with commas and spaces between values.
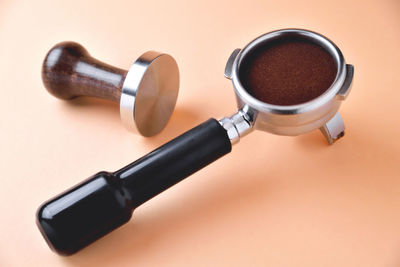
240, 39, 337, 106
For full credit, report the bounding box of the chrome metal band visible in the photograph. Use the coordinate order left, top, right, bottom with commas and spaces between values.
219, 108, 254, 145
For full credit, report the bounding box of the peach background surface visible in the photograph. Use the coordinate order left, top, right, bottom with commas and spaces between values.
1, 0, 400, 266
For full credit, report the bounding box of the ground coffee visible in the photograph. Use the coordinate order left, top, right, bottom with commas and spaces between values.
240, 38, 337, 106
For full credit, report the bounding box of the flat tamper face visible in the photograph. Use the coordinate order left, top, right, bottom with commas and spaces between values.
120, 52, 180, 136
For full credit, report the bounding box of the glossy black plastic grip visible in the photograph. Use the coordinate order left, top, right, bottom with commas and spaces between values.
36, 119, 231, 255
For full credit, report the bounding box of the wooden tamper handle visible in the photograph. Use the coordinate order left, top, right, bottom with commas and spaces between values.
42, 41, 127, 102
41, 41, 180, 136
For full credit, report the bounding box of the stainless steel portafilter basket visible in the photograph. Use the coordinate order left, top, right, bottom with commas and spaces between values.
37, 29, 354, 256
222, 28, 353, 144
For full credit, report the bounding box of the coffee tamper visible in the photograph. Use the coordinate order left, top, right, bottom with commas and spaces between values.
37, 29, 354, 256
42, 42, 180, 136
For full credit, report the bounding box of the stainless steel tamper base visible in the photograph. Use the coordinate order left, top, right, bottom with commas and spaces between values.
220, 29, 354, 145
120, 52, 179, 136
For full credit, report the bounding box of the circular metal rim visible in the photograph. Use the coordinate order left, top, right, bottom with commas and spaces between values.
119, 52, 179, 136
231, 28, 347, 115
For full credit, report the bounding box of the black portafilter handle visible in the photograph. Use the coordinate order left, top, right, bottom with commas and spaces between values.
36, 119, 232, 256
